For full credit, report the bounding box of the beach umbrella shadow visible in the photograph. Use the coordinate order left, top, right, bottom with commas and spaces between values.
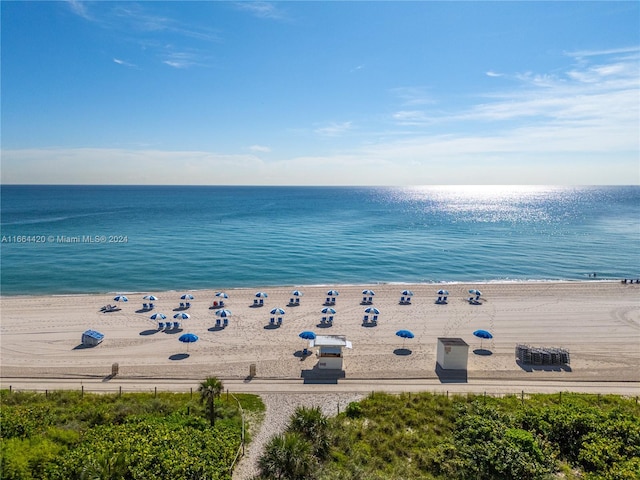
73, 343, 97, 350
316, 322, 332, 329
473, 348, 493, 356
139, 329, 159, 336
393, 348, 412, 356
263, 323, 280, 330
208, 325, 225, 332
169, 353, 190, 361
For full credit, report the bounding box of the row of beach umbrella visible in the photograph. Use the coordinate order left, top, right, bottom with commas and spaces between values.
112, 288, 479, 308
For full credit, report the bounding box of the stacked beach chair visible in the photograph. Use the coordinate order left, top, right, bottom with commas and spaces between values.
515, 344, 570, 366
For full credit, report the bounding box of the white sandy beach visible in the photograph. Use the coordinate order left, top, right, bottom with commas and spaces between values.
1, 282, 639, 385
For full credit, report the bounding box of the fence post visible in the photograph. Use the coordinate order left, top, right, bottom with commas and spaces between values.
559, 391, 562, 404
119, 386, 122, 397
81, 385, 84, 398
9, 385, 11, 393
154, 387, 157, 398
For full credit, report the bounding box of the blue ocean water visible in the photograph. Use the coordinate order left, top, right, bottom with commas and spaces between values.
1, 185, 638, 295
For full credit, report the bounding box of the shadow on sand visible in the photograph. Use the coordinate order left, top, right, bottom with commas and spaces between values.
316, 322, 333, 329
169, 353, 190, 361
139, 329, 159, 336
293, 350, 313, 360
163, 328, 183, 334
435, 364, 468, 383
516, 360, 572, 372
72, 343, 98, 350
393, 348, 412, 356
263, 324, 280, 330
473, 348, 493, 356
208, 325, 225, 332
301, 366, 345, 384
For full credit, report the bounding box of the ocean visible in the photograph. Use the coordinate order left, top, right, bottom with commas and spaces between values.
1, 185, 638, 295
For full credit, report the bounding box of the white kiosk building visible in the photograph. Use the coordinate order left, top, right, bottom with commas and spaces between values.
310, 335, 352, 370
437, 337, 469, 370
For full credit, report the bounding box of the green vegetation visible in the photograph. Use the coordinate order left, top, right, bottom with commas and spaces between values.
0, 380, 264, 480
258, 392, 640, 480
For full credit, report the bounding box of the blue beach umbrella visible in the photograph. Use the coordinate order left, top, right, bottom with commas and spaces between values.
143, 295, 158, 301
326, 290, 340, 296
292, 290, 304, 297
321, 307, 337, 314
362, 289, 376, 296
113, 295, 128, 302
215, 309, 232, 318
401, 290, 414, 296
150, 312, 167, 320
270, 307, 286, 315
180, 293, 195, 300
364, 307, 380, 315
396, 329, 415, 339
299, 331, 316, 340
173, 312, 190, 320
396, 329, 415, 348
255, 292, 268, 298
214, 292, 229, 299
473, 329, 493, 349
178, 333, 198, 352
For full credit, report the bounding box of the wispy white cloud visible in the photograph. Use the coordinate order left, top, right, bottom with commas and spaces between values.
113, 58, 136, 68
249, 145, 271, 153
314, 121, 353, 137
66, 0, 91, 20
485, 70, 503, 77
235, 1, 287, 20
390, 86, 435, 107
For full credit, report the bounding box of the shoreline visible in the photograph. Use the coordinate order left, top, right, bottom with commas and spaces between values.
1, 281, 639, 392
0, 278, 625, 299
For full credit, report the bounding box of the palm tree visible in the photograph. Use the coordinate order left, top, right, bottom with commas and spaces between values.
258, 432, 316, 480
288, 406, 330, 459
198, 376, 223, 427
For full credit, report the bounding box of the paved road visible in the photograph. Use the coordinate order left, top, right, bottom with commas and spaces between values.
2, 376, 639, 396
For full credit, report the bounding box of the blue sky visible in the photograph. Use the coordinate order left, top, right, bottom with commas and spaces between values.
2, 1, 639, 185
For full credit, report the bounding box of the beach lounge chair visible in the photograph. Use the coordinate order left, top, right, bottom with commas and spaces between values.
372, 315, 378, 323
259, 299, 264, 306
363, 315, 369, 324
158, 322, 164, 329
185, 302, 191, 308
405, 297, 412, 304
331, 297, 336, 304
143, 303, 149, 309
400, 296, 405, 304
216, 318, 221, 327
253, 299, 259, 306
321, 316, 327, 324
149, 303, 155, 309
436, 296, 442, 303
223, 318, 229, 327
289, 297, 295, 305
325, 297, 331, 305
219, 300, 225, 307
442, 296, 448, 303
328, 315, 334, 323
277, 317, 283, 325
362, 296, 368, 303
270, 317, 275, 325
295, 297, 300, 305
180, 302, 185, 308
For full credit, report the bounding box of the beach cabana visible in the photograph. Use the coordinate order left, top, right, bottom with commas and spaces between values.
81, 329, 104, 347
436, 337, 469, 370
310, 335, 352, 370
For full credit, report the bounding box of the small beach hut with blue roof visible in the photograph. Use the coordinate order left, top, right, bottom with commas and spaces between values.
81, 329, 104, 347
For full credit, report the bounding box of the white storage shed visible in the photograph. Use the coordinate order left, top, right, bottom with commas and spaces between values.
437, 337, 469, 370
